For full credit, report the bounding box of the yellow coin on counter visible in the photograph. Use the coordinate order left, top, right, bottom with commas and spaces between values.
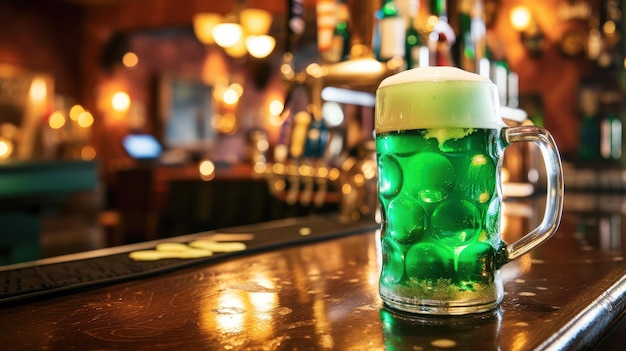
188, 240, 247, 252
128, 240, 246, 261
172, 248, 214, 258
128, 250, 171, 261
128, 242, 214, 261
155, 242, 190, 252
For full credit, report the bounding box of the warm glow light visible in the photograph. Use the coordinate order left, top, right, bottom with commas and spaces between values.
298, 164, 313, 177
214, 291, 246, 334
246, 35, 276, 58
353, 173, 365, 186
229, 83, 244, 97
214, 113, 237, 134
122, 52, 139, 68
317, 167, 329, 178
269, 100, 283, 116
426, 15, 439, 32
272, 163, 286, 174
223, 88, 240, 105
199, 159, 216, 180
193, 12, 221, 45
69, 105, 85, 121
112, 91, 131, 113
48, 111, 66, 129
501, 168, 510, 183
0, 137, 13, 159
361, 160, 377, 180
256, 139, 269, 152
510, 6, 532, 31
194, 9, 274, 59
77, 111, 94, 128
212, 23, 243, 48
272, 179, 286, 192
322, 101, 344, 127
81, 146, 96, 160
281, 60, 295, 79
240, 8, 272, 35
305, 63, 325, 78
29, 77, 47, 103
224, 38, 248, 58
603, 20, 616, 35
328, 168, 341, 181
342, 183, 353, 195
587, 29, 602, 60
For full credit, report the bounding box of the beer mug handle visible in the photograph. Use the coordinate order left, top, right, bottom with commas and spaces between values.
503, 126, 564, 261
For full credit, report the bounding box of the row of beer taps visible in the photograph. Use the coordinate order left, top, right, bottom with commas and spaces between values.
252, 50, 401, 221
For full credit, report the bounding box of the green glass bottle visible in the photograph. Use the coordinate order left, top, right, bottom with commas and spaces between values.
404, 0, 428, 69
326, 1, 351, 63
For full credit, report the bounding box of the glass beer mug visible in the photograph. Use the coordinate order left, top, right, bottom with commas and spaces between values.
375, 67, 564, 315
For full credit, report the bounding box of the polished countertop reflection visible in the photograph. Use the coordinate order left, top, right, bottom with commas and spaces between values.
1, 193, 626, 350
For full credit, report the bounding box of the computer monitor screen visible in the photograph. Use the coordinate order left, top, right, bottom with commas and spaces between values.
122, 134, 163, 160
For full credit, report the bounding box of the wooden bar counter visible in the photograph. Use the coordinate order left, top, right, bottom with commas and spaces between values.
1, 193, 625, 350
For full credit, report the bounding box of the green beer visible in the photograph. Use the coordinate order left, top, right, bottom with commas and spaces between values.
377, 128, 506, 312
375, 67, 563, 315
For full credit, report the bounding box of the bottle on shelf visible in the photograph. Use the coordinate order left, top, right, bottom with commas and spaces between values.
428, 0, 456, 66
304, 116, 329, 160
577, 87, 601, 161
486, 38, 520, 109
402, 0, 429, 69
491, 54, 509, 107
454, 0, 487, 73
325, 0, 351, 63
316, 0, 338, 61
478, 42, 492, 78
599, 91, 623, 161
376, 0, 406, 62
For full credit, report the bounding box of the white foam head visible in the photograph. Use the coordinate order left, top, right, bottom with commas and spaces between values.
379, 66, 491, 87
375, 67, 504, 133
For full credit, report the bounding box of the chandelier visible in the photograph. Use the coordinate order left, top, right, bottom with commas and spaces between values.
193, 8, 276, 59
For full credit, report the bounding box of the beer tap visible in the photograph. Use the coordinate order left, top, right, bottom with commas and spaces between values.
265, 0, 402, 217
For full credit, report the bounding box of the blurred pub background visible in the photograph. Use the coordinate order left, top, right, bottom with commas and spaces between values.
0, 0, 624, 264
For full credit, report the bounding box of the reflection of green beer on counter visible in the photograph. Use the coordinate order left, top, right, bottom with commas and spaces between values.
375, 67, 509, 314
